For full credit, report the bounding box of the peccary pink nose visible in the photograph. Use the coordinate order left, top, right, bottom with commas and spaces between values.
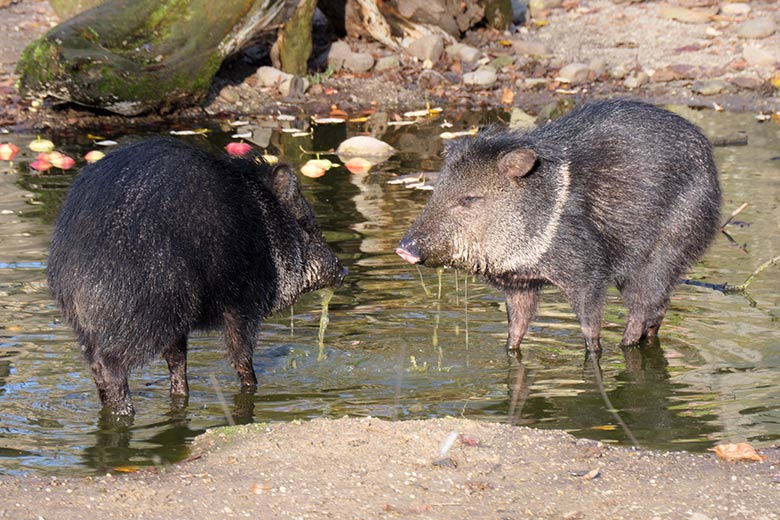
395, 247, 420, 264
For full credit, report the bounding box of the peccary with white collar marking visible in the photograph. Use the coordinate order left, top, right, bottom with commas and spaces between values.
48, 137, 346, 415
397, 99, 721, 352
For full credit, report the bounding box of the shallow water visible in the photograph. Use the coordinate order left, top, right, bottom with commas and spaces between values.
0, 107, 778, 476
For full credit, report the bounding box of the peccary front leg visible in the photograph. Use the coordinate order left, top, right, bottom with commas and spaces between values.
88, 352, 134, 416
561, 282, 606, 352
163, 335, 189, 396
504, 282, 543, 350
224, 310, 259, 388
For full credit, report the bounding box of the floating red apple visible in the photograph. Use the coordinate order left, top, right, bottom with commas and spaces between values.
0, 143, 20, 161
225, 142, 252, 156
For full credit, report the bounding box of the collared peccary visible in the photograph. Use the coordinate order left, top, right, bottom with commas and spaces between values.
397, 99, 721, 352
48, 137, 346, 415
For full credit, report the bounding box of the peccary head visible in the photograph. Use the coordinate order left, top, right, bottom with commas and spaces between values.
260, 162, 346, 310
397, 128, 570, 279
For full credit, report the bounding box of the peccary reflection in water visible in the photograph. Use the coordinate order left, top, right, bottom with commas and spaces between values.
48, 138, 346, 416
397, 100, 721, 352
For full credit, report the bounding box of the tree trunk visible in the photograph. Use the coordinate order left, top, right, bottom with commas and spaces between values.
18, 0, 301, 115
276, 0, 317, 76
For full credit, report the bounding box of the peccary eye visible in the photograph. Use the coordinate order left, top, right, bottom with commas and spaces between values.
459, 195, 482, 207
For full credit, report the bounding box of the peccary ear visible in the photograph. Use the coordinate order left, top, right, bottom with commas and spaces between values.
268, 164, 299, 202
499, 149, 537, 179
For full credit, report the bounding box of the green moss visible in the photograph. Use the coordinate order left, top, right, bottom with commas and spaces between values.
16, 38, 62, 92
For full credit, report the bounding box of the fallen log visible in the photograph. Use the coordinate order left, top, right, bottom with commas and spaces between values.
17, 0, 300, 115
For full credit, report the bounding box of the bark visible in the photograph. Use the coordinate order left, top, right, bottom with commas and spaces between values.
18, 0, 300, 115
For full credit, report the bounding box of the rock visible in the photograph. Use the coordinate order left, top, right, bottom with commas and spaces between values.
651, 66, 680, 82
743, 45, 778, 67
279, 76, 309, 98
720, 3, 750, 17
659, 6, 712, 24
512, 39, 551, 57
490, 55, 515, 69
218, 86, 240, 104
691, 79, 729, 95
509, 107, 536, 129
253, 66, 307, 97
588, 58, 607, 77
528, 0, 563, 16
255, 66, 289, 87
557, 62, 591, 84
517, 77, 549, 89
463, 67, 498, 87
728, 76, 764, 90
610, 64, 629, 80
407, 34, 444, 63
736, 18, 777, 39
344, 52, 375, 73
446, 43, 482, 64
418, 69, 449, 89
651, 64, 698, 82
511, 0, 528, 24
336, 136, 396, 161
327, 40, 353, 69
623, 71, 649, 89
375, 55, 400, 71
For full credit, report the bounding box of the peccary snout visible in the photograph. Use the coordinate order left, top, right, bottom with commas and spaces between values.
395, 244, 421, 265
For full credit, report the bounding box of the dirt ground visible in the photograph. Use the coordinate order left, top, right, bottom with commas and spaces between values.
1, 1, 780, 519
0, 417, 779, 519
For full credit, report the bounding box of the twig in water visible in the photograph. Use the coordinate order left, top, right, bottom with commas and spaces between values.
720, 202, 748, 229
681, 254, 780, 295
729, 254, 780, 292
415, 265, 432, 297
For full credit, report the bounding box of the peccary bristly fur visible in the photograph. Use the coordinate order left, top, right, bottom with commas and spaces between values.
397, 99, 721, 352
48, 137, 345, 415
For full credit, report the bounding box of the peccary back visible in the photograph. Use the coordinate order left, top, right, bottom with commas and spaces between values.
48, 137, 344, 415
397, 99, 721, 351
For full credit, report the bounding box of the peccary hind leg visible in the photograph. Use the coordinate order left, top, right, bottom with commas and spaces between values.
618, 257, 680, 346
224, 310, 259, 388
620, 287, 671, 346
504, 282, 543, 350
163, 335, 189, 396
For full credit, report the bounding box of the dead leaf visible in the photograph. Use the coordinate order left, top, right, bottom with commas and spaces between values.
251, 483, 271, 494
329, 107, 348, 119
711, 443, 766, 462
112, 466, 141, 473
500, 88, 515, 105
458, 434, 480, 446
772, 72, 780, 90
582, 468, 601, 480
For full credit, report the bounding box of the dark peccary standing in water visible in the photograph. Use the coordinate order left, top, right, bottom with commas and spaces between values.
48, 137, 346, 415
397, 100, 721, 352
